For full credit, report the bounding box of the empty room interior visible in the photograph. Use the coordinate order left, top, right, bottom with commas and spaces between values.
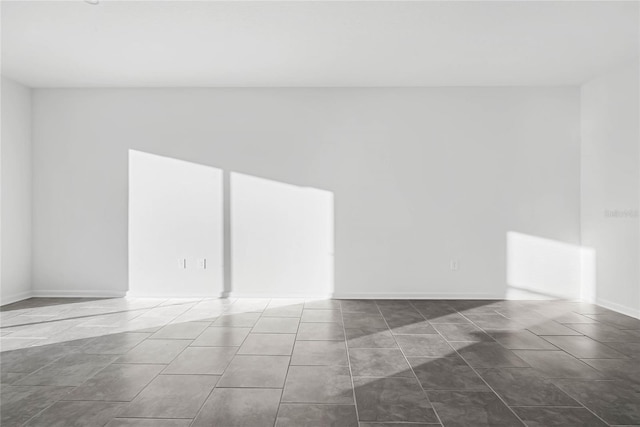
1, 1, 639, 426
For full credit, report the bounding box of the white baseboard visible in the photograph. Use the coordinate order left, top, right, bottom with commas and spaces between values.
31, 289, 128, 299
330, 292, 500, 300
0, 290, 33, 306
594, 297, 640, 320
227, 292, 333, 299
126, 291, 223, 299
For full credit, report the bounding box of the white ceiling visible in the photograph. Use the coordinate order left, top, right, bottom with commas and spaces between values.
2, 1, 638, 88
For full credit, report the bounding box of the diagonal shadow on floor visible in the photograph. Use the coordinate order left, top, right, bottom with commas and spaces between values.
1, 297, 639, 426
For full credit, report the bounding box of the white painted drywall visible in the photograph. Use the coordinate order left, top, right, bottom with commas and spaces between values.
231, 172, 334, 297
31, 88, 580, 298
128, 150, 224, 298
506, 231, 593, 300
581, 60, 640, 317
1, 77, 32, 304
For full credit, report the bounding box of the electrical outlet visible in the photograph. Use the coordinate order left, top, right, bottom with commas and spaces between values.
197, 258, 207, 269
450, 260, 459, 271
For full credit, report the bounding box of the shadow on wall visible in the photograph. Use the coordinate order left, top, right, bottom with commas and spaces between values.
506, 231, 596, 301
128, 150, 334, 298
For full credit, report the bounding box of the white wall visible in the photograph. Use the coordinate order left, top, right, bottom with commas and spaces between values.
1, 77, 32, 304
231, 172, 334, 297
581, 60, 640, 317
31, 88, 580, 298
506, 232, 586, 300
128, 150, 224, 298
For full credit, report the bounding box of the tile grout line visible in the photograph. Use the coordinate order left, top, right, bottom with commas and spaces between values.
339, 300, 365, 427
386, 301, 444, 427
455, 305, 611, 427
526, 305, 621, 427
114, 299, 215, 425
273, 298, 301, 427
3, 299, 634, 426
23, 298, 219, 426
13, 333, 112, 426
451, 307, 541, 426
188, 296, 253, 427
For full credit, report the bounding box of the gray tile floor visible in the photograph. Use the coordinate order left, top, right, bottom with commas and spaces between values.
1, 297, 639, 426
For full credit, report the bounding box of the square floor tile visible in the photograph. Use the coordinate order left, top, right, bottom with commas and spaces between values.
16, 354, 117, 386
551, 312, 599, 324
562, 322, 640, 343
477, 368, 578, 406
81, 333, 151, 355
513, 350, 605, 379
528, 321, 583, 336
349, 348, 412, 377
376, 300, 416, 312
0, 385, 74, 426
276, 404, 358, 427
252, 317, 300, 333
553, 379, 640, 425
604, 341, 640, 359
120, 375, 218, 418
64, 364, 163, 401
582, 358, 640, 384
297, 323, 345, 341
465, 313, 524, 331
116, 339, 190, 364
342, 313, 387, 329
395, 334, 454, 357
428, 390, 524, 426
301, 310, 342, 323
587, 313, 640, 330
389, 321, 438, 335
408, 356, 488, 391
149, 322, 209, 340
425, 312, 470, 324
106, 420, 192, 427
452, 342, 529, 368
192, 388, 281, 427
353, 376, 438, 423
0, 372, 28, 385
345, 327, 397, 348
340, 300, 380, 314
190, 327, 250, 347
489, 330, 558, 350
291, 340, 348, 366
24, 400, 125, 427
0, 344, 74, 374
512, 406, 607, 426
217, 355, 290, 388
380, 310, 429, 327
359, 424, 434, 427
211, 313, 261, 327
433, 323, 493, 342
162, 346, 237, 375
263, 305, 304, 318
541, 335, 626, 359
282, 366, 354, 404
238, 334, 295, 356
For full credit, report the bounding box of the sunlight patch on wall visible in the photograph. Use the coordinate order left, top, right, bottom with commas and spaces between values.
128, 150, 223, 297
507, 231, 595, 300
